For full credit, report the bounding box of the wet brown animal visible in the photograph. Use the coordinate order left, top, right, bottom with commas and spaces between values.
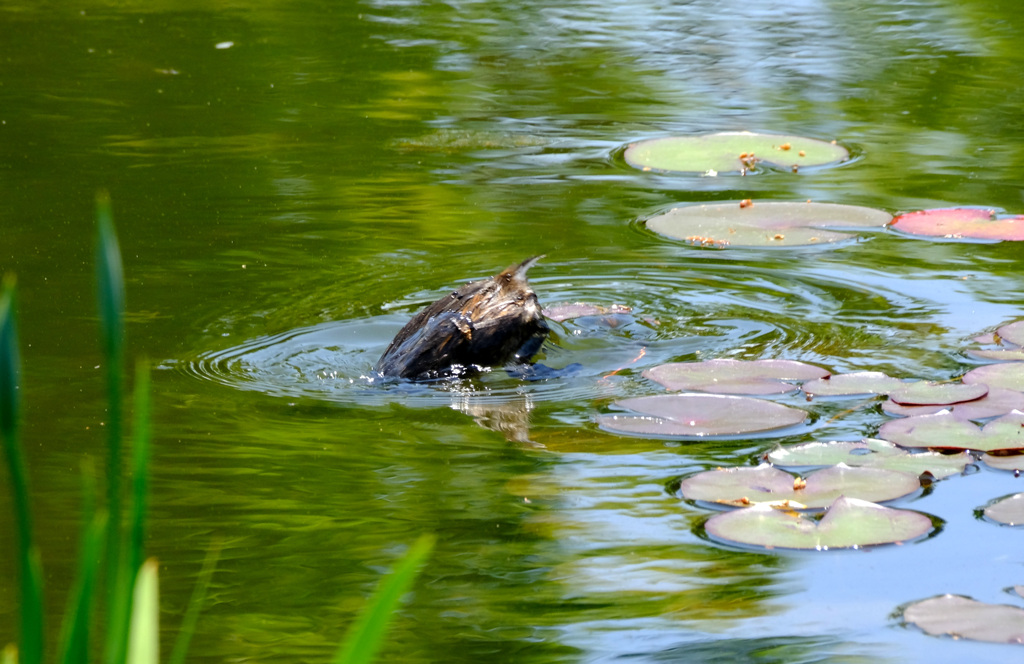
375, 256, 550, 381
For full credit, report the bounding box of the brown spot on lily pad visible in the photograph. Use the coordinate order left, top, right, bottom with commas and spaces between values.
623, 132, 849, 175
645, 201, 892, 248
678, 463, 921, 508
705, 496, 933, 550
643, 358, 829, 395
904, 594, 1024, 644
890, 208, 1024, 242
597, 394, 808, 438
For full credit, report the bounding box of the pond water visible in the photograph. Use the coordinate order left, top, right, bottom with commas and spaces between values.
3, 0, 1024, 662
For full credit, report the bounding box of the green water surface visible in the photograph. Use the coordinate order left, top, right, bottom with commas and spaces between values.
3, 1, 1024, 662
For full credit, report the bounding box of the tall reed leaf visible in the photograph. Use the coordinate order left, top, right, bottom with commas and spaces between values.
0, 279, 45, 664
333, 534, 435, 664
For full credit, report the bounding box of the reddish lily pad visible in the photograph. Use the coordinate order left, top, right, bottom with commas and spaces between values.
597, 394, 807, 438
542, 302, 632, 323
882, 388, 1024, 420
705, 496, 933, 550
645, 201, 892, 248
890, 208, 1024, 242
980, 452, 1024, 472
984, 493, 1024, 526
623, 132, 849, 175
963, 363, 1024, 392
878, 410, 1024, 452
904, 594, 1024, 644
643, 359, 829, 395
802, 371, 904, 397
997, 321, 1024, 347
766, 439, 971, 480
678, 463, 920, 508
889, 381, 988, 406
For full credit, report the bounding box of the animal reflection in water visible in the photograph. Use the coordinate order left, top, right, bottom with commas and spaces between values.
375, 256, 550, 381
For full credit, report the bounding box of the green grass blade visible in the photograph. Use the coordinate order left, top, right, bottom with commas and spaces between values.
56, 461, 107, 664
126, 559, 159, 664
126, 360, 150, 589
167, 542, 222, 664
0, 278, 45, 664
96, 193, 130, 664
332, 534, 435, 664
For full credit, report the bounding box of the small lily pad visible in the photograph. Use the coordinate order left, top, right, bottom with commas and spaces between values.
678, 463, 921, 508
882, 388, 1024, 420
597, 394, 808, 438
802, 371, 904, 397
904, 594, 1024, 644
645, 201, 892, 248
890, 381, 988, 406
890, 208, 1024, 242
766, 439, 971, 480
964, 363, 1024, 393
878, 410, 1024, 452
705, 496, 933, 550
542, 302, 633, 323
984, 493, 1024, 526
980, 452, 1024, 472
643, 358, 829, 395
997, 321, 1024, 347
623, 132, 849, 175
966, 349, 1024, 361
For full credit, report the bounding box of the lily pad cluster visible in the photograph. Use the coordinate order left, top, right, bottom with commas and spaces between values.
625, 132, 1024, 245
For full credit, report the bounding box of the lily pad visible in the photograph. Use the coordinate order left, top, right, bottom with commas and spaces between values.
890, 208, 1024, 242
802, 371, 904, 397
705, 496, 933, 550
643, 358, 829, 395
980, 452, 1024, 472
678, 463, 921, 508
878, 410, 1024, 452
966, 349, 1024, 361
766, 438, 971, 480
882, 388, 1024, 420
623, 132, 849, 175
645, 201, 892, 248
984, 493, 1024, 526
963, 363, 1024, 392
542, 302, 632, 323
997, 321, 1024, 347
904, 595, 1024, 644
597, 394, 807, 438
889, 381, 988, 406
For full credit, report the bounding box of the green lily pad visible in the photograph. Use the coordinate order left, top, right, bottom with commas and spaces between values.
802, 371, 904, 397
963, 363, 1024, 392
890, 381, 987, 406
643, 359, 829, 395
597, 394, 808, 438
645, 201, 892, 248
878, 410, 1024, 452
998, 321, 1024, 347
882, 388, 1024, 420
890, 208, 1024, 242
766, 438, 971, 480
623, 132, 849, 175
980, 452, 1024, 472
904, 594, 1024, 644
984, 493, 1024, 526
678, 463, 921, 508
705, 496, 933, 550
